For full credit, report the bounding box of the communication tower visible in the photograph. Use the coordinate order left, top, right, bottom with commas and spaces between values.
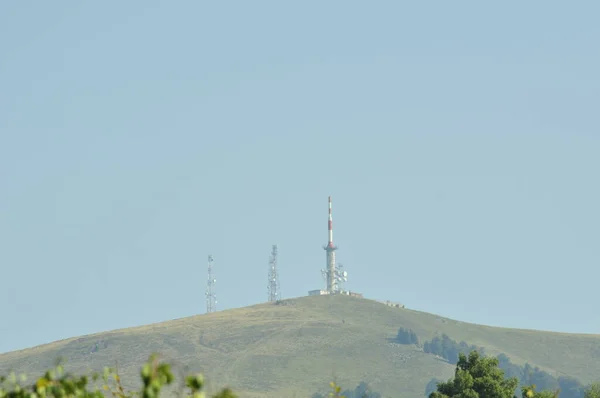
205, 255, 217, 313
267, 244, 281, 302
309, 196, 358, 298
322, 196, 341, 294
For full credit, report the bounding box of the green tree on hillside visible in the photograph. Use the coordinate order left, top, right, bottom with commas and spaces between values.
423, 334, 587, 397
423, 334, 485, 365
558, 376, 585, 398
340, 381, 382, 398
429, 351, 518, 398
496, 353, 523, 381
522, 364, 560, 393
396, 327, 419, 345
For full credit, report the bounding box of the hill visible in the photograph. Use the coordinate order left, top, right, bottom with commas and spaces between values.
2, 295, 600, 397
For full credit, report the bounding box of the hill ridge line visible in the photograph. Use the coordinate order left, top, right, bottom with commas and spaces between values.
3, 295, 600, 358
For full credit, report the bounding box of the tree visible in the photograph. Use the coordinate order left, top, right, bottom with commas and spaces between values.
342, 381, 382, 398
496, 354, 523, 382
584, 383, 600, 398
521, 384, 560, 398
558, 376, 584, 398
396, 327, 419, 345
422, 334, 484, 365
528, 367, 560, 393
429, 351, 519, 398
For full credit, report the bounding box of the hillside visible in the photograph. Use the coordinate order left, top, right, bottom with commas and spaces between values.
2, 295, 600, 397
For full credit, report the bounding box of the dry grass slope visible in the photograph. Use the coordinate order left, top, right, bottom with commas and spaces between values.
2, 295, 600, 397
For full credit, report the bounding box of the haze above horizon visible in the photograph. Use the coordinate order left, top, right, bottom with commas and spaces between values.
1, 1, 599, 354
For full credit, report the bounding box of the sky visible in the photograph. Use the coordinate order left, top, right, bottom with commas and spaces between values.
1, 1, 600, 354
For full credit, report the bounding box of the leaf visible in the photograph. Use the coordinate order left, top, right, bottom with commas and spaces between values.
36, 377, 49, 389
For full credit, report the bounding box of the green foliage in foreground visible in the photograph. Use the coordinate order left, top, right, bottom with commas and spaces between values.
0, 355, 354, 398
0, 354, 236, 398
427, 350, 600, 398
430, 351, 519, 398
3, 350, 600, 398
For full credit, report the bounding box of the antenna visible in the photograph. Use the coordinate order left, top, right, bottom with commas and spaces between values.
335, 263, 348, 293
268, 245, 281, 302
206, 255, 217, 313
323, 196, 339, 294
322, 263, 348, 294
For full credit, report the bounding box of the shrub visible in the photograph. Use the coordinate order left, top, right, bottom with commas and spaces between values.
0, 354, 236, 398
396, 327, 419, 346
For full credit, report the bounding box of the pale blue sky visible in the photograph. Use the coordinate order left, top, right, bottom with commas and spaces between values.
1, 1, 599, 354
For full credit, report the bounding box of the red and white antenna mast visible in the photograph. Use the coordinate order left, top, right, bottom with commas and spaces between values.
328, 196, 334, 248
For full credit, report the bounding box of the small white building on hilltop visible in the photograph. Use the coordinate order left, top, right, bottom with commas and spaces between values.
308, 289, 330, 296
308, 289, 363, 298
383, 300, 405, 308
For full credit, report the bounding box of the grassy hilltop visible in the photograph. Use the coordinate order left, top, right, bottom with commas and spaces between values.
2, 295, 600, 397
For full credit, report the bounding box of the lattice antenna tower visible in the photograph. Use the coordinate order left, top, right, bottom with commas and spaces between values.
322, 196, 339, 294
205, 255, 217, 313
268, 244, 281, 302
335, 263, 348, 293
